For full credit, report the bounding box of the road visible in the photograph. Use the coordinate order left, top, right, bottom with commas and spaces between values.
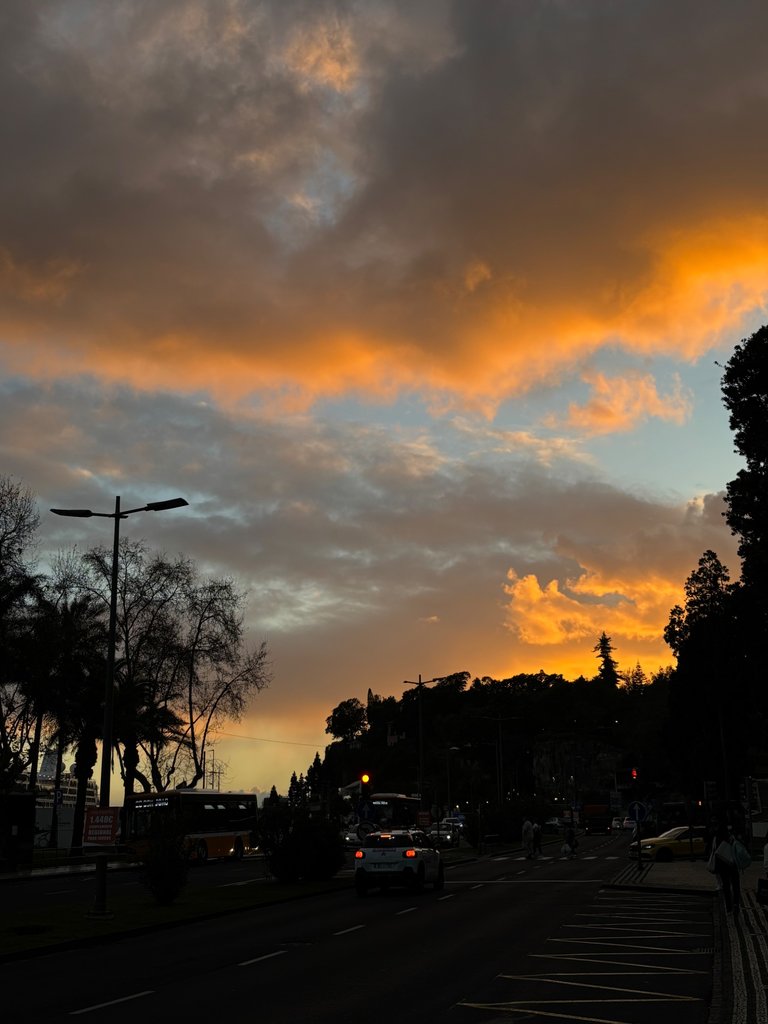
7, 833, 714, 1023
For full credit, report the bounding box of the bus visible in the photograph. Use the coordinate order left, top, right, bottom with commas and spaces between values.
123, 790, 258, 863
340, 788, 422, 838
368, 792, 421, 829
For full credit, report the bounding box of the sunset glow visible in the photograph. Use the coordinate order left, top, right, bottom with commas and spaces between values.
2, 1, 764, 794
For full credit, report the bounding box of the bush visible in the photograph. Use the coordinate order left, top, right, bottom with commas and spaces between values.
264, 819, 345, 883
139, 823, 189, 906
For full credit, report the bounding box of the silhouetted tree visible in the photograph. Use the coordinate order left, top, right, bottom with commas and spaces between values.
81, 541, 270, 792
664, 550, 743, 797
22, 591, 108, 853
721, 324, 768, 591
0, 476, 40, 790
593, 632, 619, 687
325, 698, 367, 742
622, 662, 647, 694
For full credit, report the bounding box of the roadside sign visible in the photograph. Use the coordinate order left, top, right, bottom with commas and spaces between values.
54, 789, 63, 806
417, 811, 432, 829
627, 800, 647, 823
83, 807, 121, 845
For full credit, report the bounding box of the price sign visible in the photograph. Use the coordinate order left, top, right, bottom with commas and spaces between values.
83, 807, 121, 845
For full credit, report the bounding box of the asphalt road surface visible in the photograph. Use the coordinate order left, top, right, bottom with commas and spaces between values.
7, 833, 714, 1023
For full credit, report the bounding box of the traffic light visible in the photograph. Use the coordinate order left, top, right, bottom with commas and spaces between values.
360, 772, 372, 799
631, 767, 638, 781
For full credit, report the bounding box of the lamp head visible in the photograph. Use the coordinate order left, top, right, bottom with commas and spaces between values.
144, 498, 188, 512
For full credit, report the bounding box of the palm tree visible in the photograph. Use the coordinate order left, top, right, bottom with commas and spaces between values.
23, 591, 108, 853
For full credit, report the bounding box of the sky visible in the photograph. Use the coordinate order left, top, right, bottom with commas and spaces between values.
2, 1, 766, 799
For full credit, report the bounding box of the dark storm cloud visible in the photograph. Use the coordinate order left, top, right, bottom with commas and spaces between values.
1, 1, 766, 403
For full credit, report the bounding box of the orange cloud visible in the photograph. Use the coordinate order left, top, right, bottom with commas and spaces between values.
1, 217, 765, 416
555, 371, 692, 436
502, 568, 683, 681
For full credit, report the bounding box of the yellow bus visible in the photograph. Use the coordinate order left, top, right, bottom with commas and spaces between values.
123, 789, 258, 863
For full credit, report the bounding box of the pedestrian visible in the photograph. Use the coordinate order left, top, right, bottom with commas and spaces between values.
711, 823, 741, 916
532, 821, 542, 858
522, 817, 534, 858
563, 824, 578, 859
759, 836, 768, 905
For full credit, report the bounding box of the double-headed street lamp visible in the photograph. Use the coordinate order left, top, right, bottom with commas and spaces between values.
402, 674, 444, 812
51, 495, 188, 916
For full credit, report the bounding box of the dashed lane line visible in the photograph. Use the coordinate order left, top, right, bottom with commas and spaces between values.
238, 950, 288, 967
69, 992, 154, 1015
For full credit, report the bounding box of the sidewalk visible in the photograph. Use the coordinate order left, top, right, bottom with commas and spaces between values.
610, 855, 768, 1024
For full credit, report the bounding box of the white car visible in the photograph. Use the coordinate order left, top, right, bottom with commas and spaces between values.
441, 816, 465, 832
428, 822, 460, 847
354, 830, 444, 896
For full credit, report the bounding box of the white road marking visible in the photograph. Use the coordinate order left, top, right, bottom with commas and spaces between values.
238, 950, 288, 966
69, 991, 153, 1014
334, 925, 365, 935
396, 907, 417, 916
438, 893, 455, 901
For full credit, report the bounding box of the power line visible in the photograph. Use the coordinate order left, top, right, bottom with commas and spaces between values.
214, 730, 323, 748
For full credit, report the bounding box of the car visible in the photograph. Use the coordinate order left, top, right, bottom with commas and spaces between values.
428, 823, 460, 847
583, 816, 613, 834
622, 816, 636, 830
341, 829, 362, 849
440, 816, 465, 832
611, 817, 623, 831
354, 829, 444, 895
629, 826, 708, 862
543, 817, 565, 832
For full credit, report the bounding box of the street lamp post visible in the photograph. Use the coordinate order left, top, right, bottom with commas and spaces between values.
51, 495, 188, 917
402, 674, 443, 814
446, 745, 459, 813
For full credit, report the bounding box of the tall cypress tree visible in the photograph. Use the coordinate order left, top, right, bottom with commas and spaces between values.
721, 324, 768, 590
720, 327, 768, 768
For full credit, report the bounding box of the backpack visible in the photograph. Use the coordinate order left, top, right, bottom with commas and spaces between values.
733, 839, 752, 870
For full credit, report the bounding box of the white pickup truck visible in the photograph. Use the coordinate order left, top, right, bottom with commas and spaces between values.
353, 829, 444, 896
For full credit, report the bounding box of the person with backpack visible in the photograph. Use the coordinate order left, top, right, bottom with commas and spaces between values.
711, 823, 743, 916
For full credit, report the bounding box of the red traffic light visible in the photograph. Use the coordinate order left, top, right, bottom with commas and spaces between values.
631, 767, 638, 780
